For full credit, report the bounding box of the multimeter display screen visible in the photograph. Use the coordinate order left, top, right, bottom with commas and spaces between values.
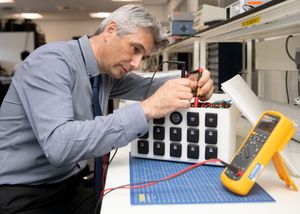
225, 113, 281, 180
255, 114, 280, 133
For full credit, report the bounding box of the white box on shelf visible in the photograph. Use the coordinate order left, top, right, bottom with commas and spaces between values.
226, 0, 272, 19
193, 4, 225, 31
225, 1, 242, 19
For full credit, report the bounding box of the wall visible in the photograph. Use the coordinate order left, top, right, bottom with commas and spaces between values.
256, 35, 300, 104
145, 5, 168, 24
0, 32, 35, 73
167, 0, 183, 12
35, 19, 100, 43
35, 4, 169, 43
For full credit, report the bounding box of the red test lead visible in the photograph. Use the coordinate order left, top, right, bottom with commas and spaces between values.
194, 68, 203, 108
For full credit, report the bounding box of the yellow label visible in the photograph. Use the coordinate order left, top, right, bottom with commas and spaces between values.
242, 17, 261, 27
139, 194, 145, 202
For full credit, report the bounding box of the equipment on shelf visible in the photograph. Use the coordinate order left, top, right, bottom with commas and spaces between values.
193, 4, 225, 31
170, 11, 195, 36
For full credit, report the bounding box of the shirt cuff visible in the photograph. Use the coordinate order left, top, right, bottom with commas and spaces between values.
114, 102, 148, 144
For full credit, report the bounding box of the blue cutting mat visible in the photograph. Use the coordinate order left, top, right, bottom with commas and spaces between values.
129, 155, 275, 205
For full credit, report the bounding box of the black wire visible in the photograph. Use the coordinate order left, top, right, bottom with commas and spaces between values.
103, 149, 118, 180
94, 196, 102, 214
285, 35, 299, 102
144, 65, 160, 99
292, 137, 300, 144
108, 149, 118, 165
285, 71, 290, 104
298, 79, 300, 96
144, 60, 186, 99
285, 35, 295, 62
93, 149, 118, 214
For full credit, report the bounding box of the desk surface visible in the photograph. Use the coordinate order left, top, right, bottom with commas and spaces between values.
101, 145, 300, 214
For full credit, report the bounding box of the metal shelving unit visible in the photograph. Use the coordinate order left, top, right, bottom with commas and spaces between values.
160, 0, 300, 86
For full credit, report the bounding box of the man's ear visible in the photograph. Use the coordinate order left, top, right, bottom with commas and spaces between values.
105, 21, 117, 34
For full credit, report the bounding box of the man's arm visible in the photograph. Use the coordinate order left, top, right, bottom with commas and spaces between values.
141, 69, 214, 120
109, 72, 173, 100
110, 69, 213, 120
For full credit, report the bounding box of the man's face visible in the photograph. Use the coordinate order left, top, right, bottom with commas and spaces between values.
100, 23, 155, 79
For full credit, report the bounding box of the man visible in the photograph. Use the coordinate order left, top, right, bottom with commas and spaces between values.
0, 4, 213, 214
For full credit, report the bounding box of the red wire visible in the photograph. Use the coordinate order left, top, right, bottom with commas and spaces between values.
194, 97, 199, 107
101, 154, 110, 195
101, 158, 222, 197
194, 67, 203, 108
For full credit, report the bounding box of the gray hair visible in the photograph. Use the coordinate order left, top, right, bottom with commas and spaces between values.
94, 4, 169, 49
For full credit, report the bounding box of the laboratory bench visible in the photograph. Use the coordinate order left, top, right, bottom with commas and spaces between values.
101, 142, 300, 214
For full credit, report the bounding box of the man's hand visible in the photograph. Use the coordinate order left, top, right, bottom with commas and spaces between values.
141, 78, 193, 120
187, 68, 214, 101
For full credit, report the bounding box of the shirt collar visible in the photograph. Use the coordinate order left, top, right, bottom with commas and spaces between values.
78, 35, 100, 78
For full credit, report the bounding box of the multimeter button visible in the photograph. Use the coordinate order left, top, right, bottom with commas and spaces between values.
205, 129, 217, 144
205, 113, 218, 127
187, 128, 199, 143
170, 111, 183, 125
153, 126, 165, 140
187, 144, 199, 159
187, 112, 199, 126
153, 117, 165, 124
170, 143, 182, 157
137, 140, 149, 154
153, 141, 165, 156
205, 145, 218, 159
237, 170, 243, 177
170, 127, 182, 141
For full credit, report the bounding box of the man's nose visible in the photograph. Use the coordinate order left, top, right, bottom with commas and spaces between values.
130, 54, 143, 69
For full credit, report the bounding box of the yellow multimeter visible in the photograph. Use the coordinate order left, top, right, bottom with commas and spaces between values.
220, 111, 298, 196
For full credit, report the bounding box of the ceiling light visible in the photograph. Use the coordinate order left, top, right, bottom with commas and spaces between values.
0, 0, 14, 3
89, 12, 111, 18
21, 13, 43, 19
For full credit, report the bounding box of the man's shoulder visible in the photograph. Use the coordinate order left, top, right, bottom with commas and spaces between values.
34, 40, 78, 57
